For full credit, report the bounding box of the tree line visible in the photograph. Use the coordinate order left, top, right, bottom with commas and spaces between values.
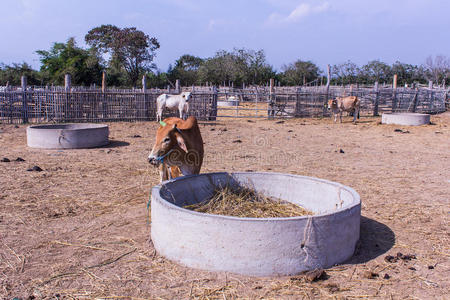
0, 25, 448, 88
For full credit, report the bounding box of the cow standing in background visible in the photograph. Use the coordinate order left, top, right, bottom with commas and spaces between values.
148, 116, 204, 183
156, 92, 191, 122
328, 96, 361, 123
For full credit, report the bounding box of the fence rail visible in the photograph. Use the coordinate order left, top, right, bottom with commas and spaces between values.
0, 86, 447, 124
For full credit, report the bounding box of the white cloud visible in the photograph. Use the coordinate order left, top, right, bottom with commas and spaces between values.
267, 1, 330, 24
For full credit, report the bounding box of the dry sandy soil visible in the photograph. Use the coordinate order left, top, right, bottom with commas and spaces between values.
1, 113, 449, 299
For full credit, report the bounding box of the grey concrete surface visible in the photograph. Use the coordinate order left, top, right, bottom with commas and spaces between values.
381, 113, 430, 126
27, 124, 109, 149
151, 172, 361, 277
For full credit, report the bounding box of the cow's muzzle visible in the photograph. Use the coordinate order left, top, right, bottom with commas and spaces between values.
148, 155, 159, 166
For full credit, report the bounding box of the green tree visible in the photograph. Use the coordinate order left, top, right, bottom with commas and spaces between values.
0, 63, 41, 86
391, 61, 425, 85
280, 60, 320, 86
85, 25, 160, 86
360, 60, 392, 84
331, 61, 360, 85
168, 54, 204, 86
197, 48, 274, 86
36, 37, 102, 85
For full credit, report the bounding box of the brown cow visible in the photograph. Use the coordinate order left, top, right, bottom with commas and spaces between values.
327, 96, 361, 123
148, 116, 204, 182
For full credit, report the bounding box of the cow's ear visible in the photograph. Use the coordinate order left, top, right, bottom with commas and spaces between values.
175, 133, 188, 152
172, 123, 182, 133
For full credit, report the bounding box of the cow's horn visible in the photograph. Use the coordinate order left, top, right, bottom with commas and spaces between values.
159, 121, 167, 127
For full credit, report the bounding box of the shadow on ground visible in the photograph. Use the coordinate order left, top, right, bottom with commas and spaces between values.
104, 140, 130, 148
347, 216, 396, 264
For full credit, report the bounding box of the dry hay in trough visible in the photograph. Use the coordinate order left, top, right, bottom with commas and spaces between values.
184, 185, 312, 218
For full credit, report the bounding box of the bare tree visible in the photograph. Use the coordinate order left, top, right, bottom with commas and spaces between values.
423, 55, 450, 86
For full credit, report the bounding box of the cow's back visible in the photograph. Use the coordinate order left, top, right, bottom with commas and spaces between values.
339, 96, 359, 110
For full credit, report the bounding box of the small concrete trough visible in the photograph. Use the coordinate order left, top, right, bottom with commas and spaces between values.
217, 100, 240, 107
27, 124, 109, 149
151, 172, 361, 277
381, 113, 430, 126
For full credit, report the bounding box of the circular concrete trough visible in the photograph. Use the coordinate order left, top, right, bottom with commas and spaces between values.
27, 124, 109, 149
151, 172, 361, 277
381, 113, 430, 126
217, 100, 240, 107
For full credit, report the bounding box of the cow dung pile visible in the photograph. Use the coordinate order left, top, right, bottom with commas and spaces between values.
184, 185, 313, 218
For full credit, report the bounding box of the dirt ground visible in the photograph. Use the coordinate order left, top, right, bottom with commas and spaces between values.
1, 112, 449, 299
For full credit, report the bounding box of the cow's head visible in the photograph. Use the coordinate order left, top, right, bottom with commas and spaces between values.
327, 99, 337, 109
181, 92, 192, 101
148, 121, 187, 166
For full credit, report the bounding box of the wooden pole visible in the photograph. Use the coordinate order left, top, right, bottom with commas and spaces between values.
64, 74, 71, 91
142, 75, 147, 93
411, 88, 419, 113
210, 85, 218, 121
373, 81, 379, 116
392, 75, 398, 112
268, 78, 275, 119
21, 76, 28, 123
102, 71, 106, 93
175, 79, 180, 93
428, 80, 433, 89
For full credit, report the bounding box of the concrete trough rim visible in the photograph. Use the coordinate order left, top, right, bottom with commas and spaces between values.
28, 123, 108, 131
382, 112, 429, 116
27, 123, 109, 149
381, 112, 431, 126
152, 172, 360, 221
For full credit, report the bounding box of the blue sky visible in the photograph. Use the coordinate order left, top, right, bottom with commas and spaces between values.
1, 0, 449, 72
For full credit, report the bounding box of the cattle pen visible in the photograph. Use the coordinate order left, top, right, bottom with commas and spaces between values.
0, 79, 448, 124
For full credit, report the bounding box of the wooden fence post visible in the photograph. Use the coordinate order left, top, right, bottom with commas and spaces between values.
321, 65, 331, 117
140, 74, 148, 120
65, 74, 71, 91
64, 74, 72, 121
428, 80, 433, 89
373, 81, 379, 116
210, 85, 217, 121
21, 76, 28, 123
175, 79, 180, 93
101, 71, 107, 120
411, 88, 419, 113
102, 71, 106, 93
392, 75, 398, 112
268, 78, 275, 119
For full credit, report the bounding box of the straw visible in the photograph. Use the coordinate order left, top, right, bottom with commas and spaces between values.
184, 185, 313, 218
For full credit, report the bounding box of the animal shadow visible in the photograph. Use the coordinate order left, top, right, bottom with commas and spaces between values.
347, 216, 395, 264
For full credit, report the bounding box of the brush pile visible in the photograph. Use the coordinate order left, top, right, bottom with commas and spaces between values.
184, 185, 313, 218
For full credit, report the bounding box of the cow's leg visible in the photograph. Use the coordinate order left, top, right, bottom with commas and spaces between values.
159, 164, 169, 182
157, 106, 163, 122
179, 105, 184, 119
339, 112, 343, 123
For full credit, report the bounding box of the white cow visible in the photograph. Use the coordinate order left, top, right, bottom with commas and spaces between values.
156, 92, 191, 122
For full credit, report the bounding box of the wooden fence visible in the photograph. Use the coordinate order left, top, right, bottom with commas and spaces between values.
0, 89, 217, 124
0, 85, 447, 124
